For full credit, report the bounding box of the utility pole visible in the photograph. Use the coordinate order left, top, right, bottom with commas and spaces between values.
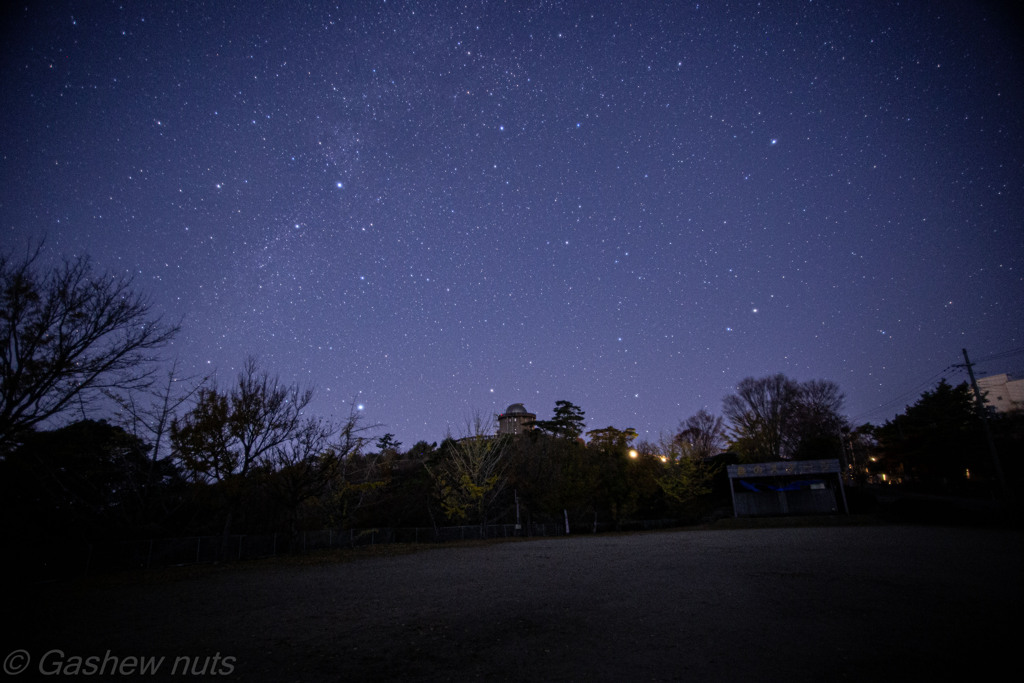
960, 348, 1008, 500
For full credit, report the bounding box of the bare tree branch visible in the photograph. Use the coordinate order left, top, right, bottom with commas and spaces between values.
1, 247, 178, 450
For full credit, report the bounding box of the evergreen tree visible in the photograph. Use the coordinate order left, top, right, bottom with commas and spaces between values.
873, 379, 987, 492
531, 400, 586, 439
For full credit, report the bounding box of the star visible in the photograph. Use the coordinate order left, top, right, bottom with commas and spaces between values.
3, 0, 1017, 446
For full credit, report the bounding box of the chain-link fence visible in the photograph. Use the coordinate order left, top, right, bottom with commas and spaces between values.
23, 519, 683, 579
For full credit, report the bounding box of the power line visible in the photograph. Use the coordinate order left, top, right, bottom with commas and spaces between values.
968, 346, 1024, 380
852, 346, 1024, 425
850, 365, 957, 425
970, 346, 1024, 365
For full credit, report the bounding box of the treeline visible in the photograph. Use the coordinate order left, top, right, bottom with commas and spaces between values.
0, 386, 726, 547
2, 246, 1020, 568
865, 379, 1022, 496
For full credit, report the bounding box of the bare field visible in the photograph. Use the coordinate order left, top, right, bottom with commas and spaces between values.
14, 525, 1022, 682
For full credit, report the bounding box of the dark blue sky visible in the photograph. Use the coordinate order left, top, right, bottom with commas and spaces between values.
3, 1, 1022, 446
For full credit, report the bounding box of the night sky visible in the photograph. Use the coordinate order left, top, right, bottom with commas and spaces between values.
3, 1, 1022, 446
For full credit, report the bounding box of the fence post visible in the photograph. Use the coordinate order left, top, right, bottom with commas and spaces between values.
196, 537, 201, 564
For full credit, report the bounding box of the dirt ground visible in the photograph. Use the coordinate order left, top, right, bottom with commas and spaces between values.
11, 524, 1022, 682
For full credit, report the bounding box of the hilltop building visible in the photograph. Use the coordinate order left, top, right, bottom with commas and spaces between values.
977, 374, 1024, 413
497, 403, 536, 436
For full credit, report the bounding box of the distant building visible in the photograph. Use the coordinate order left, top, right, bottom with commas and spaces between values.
976, 374, 1024, 413
497, 403, 536, 436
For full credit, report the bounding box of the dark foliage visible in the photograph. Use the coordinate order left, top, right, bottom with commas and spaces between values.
872, 380, 994, 494
0, 419, 186, 540
530, 400, 586, 439
723, 374, 847, 462
0, 247, 177, 451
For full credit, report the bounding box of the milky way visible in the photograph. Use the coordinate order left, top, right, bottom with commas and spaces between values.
3, 1, 1022, 445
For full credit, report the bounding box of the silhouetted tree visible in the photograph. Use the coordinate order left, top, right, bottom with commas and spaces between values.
506, 430, 587, 527
368, 440, 437, 527
375, 433, 402, 458
674, 409, 726, 460
1, 419, 183, 539
172, 358, 312, 483
531, 400, 586, 439
873, 380, 987, 492
723, 375, 847, 462
263, 408, 368, 540
110, 360, 209, 467
785, 380, 847, 460
170, 358, 315, 537
587, 427, 658, 529
586, 425, 638, 449
108, 360, 209, 527
0, 246, 177, 451
723, 374, 799, 462
325, 432, 390, 530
